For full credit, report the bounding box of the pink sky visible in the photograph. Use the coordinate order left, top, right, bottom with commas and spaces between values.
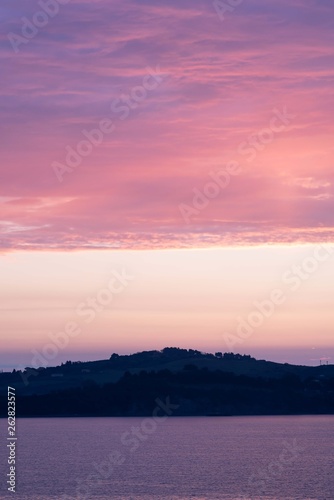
1, 246, 334, 370
1, 0, 334, 250
0, 0, 333, 367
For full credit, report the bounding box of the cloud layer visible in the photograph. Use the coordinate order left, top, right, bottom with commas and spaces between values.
1, 0, 334, 250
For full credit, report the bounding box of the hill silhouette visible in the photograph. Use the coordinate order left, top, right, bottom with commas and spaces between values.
1, 348, 333, 417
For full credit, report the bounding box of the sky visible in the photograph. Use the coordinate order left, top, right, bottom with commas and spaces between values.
0, 0, 334, 369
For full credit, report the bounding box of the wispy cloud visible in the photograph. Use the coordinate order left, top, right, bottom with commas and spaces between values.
1, 0, 334, 250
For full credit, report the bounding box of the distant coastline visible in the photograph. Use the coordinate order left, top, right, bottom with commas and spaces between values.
1, 348, 334, 418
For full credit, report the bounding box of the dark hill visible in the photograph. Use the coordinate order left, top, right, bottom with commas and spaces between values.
1, 348, 334, 417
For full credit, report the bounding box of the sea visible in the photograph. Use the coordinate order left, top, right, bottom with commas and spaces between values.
0, 415, 333, 499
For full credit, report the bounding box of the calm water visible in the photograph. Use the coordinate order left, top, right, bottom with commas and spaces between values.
0, 416, 333, 499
